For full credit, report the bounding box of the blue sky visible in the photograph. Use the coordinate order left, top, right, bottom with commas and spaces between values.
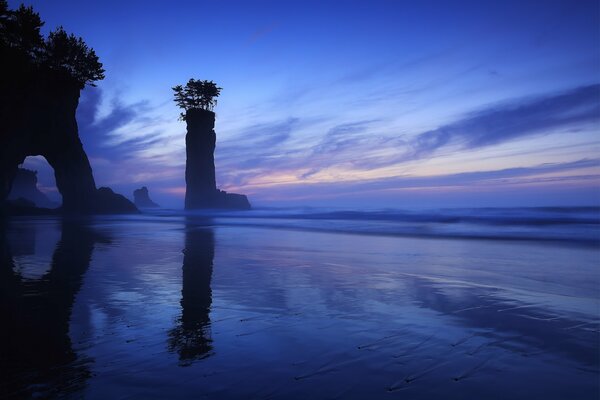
12, 0, 600, 208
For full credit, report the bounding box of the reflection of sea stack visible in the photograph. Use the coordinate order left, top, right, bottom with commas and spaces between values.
133, 186, 159, 208
174, 79, 251, 210
168, 219, 215, 364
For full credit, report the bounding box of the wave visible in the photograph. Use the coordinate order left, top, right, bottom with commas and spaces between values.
146, 206, 600, 246
205, 206, 600, 226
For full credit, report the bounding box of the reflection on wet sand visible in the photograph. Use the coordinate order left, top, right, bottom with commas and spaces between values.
0, 219, 103, 398
0, 216, 597, 399
404, 275, 599, 368
168, 218, 214, 364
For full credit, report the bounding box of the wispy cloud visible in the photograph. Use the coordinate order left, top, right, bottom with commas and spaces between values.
78, 87, 166, 156
76, 87, 184, 194
404, 84, 600, 160
215, 84, 600, 189
246, 22, 279, 46
249, 158, 600, 202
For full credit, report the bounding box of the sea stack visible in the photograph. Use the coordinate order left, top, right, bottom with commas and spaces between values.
184, 109, 251, 210
133, 186, 160, 208
8, 168, 58, 208
185, 109, 218, 209
176, 79, 250, 210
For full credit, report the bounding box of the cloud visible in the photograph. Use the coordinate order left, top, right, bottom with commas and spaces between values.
215, 117, 309, 186
216, 118, 387, 185
208, 84, 600, 193
74, 87, 185, 199
299, 120, 390, 179
311, 120, 381, 154
403, 84, 600, 160
221, 118, 299, 150
77, 87, 162, 157
249, 158, 600, 202
78, 87, 178, 162
246, 22, 279, 45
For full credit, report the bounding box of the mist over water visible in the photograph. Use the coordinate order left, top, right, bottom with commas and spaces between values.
1, 209, 598, 399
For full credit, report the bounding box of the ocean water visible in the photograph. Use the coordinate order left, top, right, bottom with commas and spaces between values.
0, 207, 598, 399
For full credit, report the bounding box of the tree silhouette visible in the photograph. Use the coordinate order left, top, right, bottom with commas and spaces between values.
0, 2, 104, 88
0, 3, 44, 55
173, 79, 222, 120
42, 27, 105, 88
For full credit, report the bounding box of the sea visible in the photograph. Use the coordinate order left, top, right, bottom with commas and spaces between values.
1, 206, 598, 399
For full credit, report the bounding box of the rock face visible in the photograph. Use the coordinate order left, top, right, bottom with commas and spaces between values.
0, 75, 137, 214
184, 109, 250, 210
8, 168, 58, 209
133, 186, 159, 208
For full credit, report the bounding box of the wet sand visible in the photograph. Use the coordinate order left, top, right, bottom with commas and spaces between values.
0, 214, 598, 399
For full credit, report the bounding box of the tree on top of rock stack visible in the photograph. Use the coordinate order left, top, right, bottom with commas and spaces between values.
172, 79, 221, 120
173, 78, 250, 210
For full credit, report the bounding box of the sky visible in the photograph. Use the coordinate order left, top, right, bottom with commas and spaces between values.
11, 0, 600, 209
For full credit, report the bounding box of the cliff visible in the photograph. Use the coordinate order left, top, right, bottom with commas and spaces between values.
184, 109, 250, 210
133, 186, 159, 208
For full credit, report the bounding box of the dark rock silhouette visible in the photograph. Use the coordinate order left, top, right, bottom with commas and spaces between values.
216, 190, 251, 209
8, 168, 58, 208
0, 3, 136, 215
184, 109, 251, 210
185, 109, 217, 208
95, 187, 138, 214
0, 79, 137, 214
1, 77, 95, 213
0, 74, 137, 214
133, 186, 159, 208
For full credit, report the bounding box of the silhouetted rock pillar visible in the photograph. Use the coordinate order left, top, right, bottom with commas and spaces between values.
183, 109, 251, 210
185, 109, 217, 209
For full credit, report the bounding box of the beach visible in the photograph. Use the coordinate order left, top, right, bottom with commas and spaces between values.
1, 209, 598, 399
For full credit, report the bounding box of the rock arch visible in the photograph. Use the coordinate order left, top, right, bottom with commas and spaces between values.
0, 77, 135, 214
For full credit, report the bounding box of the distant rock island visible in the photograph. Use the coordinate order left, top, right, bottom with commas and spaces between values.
174, 79, 251, 210
0, 4, 137, 215
133, 186, 159, 208
8, 168, 58, 209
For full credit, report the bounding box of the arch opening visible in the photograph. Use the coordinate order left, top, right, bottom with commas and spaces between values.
8, 156, 62, 209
